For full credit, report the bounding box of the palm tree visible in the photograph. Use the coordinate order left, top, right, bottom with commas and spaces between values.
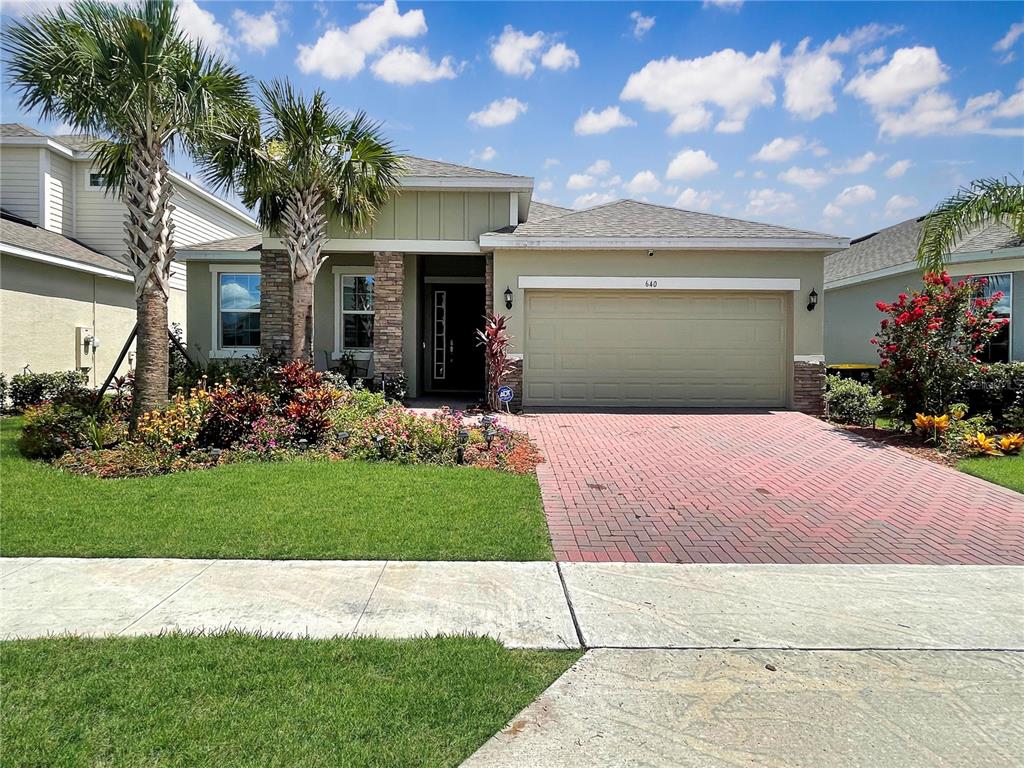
203, 80, 402, 360
4, 0, 253, 422
917, 176, 1024, 274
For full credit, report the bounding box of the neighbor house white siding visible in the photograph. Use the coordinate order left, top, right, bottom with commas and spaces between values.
0, 146, 41, 224
73, 161, 125, 257
46, 152, 74, 235
171, 180, 256, 246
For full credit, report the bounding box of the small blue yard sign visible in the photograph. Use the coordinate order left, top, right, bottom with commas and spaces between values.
497, 386, 514, 403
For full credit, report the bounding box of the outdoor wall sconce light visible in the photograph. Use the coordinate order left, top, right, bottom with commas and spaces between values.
807, 288, 819, 312
504, 286, 514, 310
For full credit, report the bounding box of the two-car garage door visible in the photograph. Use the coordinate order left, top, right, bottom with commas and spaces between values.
523, 290, 788, 407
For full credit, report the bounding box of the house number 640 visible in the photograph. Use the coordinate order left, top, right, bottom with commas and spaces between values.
644, 279, 658, 288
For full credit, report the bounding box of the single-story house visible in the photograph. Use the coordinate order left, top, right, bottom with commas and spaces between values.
825, 217, 1022, 365
0, 123, 259, 386
180, 158, 848, 413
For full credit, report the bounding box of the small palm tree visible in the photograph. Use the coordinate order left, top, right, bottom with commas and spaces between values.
203, 80, 402, 360
917, 176, 1024, 274
4, 0, 253, 422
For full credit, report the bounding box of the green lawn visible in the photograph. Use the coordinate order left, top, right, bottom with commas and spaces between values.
1, 633, 579, 767
0, 418, 552, 561
958, 453, 1024, 493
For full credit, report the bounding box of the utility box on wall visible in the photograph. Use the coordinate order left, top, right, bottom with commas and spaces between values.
75, 325, 98, 374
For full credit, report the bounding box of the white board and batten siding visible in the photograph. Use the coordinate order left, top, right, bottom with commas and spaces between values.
0, 146, 41, 225
45, 153, 74, 235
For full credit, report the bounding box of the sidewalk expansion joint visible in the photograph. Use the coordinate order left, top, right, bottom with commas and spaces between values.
555, 561, 587, 649
350, 560, 388, 637
117, 560, 217, 635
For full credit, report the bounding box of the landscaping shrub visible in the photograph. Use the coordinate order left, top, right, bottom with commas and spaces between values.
54, 443, 216, 478
963, 362, 1024, 430
136, 390, 211, 452
18, 402, 94, 459
198, 385, 273, 448
9, 370, 89, 412
380, 372, 408, 403
872, 272, 1007, 421
824, 375, 883, 425
343, 405, 462, 465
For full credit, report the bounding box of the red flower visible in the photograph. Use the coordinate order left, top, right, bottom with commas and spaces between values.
875, 301, 890, 312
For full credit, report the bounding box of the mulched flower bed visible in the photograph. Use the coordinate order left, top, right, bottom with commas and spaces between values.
836, 424, 960, 468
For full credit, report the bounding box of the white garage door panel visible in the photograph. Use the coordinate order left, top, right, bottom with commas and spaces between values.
524, 290, 788, 407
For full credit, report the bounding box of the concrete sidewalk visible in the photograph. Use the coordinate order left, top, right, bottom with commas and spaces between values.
2, 558, 1021, 650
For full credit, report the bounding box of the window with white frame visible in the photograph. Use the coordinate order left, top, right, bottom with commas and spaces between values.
338, 275, 375, 351
216, 271, 261, 350
88, 172, 108, 188
976, 273, 1011, 363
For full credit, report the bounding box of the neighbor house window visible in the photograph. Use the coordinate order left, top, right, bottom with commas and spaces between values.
339, 275, 375, 351
88, 173, 107, 188
218, 273, 261, 349
976, 273, 1011, 363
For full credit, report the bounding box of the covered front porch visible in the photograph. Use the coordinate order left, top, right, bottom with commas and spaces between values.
260, 249, 492, 399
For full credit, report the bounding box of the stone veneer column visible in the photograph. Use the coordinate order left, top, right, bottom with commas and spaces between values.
484, 253, 494, 315
793, 359, 826, 416
373, 251, 404, 381
260, 249, 292, 359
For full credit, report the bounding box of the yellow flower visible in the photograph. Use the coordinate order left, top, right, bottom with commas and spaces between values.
914, 413, 934, 431
998, 434, 1024, 455
965, 432, 1002, 456
932, 414, 950, 432
950, 405, 967, 420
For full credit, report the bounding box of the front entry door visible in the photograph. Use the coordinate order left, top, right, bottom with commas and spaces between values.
429, 283, 485, 392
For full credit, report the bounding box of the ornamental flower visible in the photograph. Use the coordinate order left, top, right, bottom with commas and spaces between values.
998, 434, 1024, 455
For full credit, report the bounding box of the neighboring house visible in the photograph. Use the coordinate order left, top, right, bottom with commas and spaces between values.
0, 124, 259, 386
825, 217, 1023, 366
181, 157, 847, 414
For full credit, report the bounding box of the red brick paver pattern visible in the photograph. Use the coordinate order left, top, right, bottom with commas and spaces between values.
504, 411, 1024, 565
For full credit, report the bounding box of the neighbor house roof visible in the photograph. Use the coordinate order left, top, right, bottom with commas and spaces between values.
1, 123, 45, 138
0, 209, 130, 279
399, 156, 523, 180
825, 217, 1023, 286
184, 234, 262, 252
481, 199, 847, 251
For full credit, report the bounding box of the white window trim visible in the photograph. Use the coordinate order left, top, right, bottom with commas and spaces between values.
332, 269, 376, 360
517, 276, 802, 291
976, 272, 1013, 363
209, 263, 260, 358
83, 170, 111, 194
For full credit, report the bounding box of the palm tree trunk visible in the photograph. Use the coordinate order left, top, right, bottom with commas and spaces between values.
281, 188, 327, 360
124, 130, 175, 425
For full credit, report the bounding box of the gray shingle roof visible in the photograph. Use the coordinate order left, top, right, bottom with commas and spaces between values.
825, 217, 1023, 284
399, 156, 524, 179
527, 201, 572, 222
183, 234, 262, 252
52, 133, 101, 152
1, 124, 45, 137
0, 210, 130, 275
510, 199, 836, 240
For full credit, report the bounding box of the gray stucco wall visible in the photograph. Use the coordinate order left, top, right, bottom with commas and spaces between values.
825, 270, 1023, 364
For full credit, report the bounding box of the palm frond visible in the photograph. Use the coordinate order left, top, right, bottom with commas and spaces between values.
917, 175, 1024, 273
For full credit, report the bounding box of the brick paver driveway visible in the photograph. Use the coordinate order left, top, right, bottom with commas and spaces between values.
506, 411, 1024, 565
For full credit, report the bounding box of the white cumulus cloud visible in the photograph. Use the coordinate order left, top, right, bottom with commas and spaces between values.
491, 26, 578, 76
884, 194, 919, 219
884, 159, 912, 179
666, 149, 718, 180
834, 184, 876, 206
468, 97, 527, 127
233, 8, 280, 53
784, 40, 843, 120
621, 44, 782, 134
567, 173, 596, 190
845, 46, 949, 109
994, 20, 1024, 63
296, 0, 427, 79
371, 47, 458, 84
746, 188, 797, 217
470, 146, 497, 163
541, 42, 580, 71
574, 106, 636, 135
752, 136, 806, 162
778, 166, 828, 190
829, 151, 882, 175
586, 159, 612, 176
674, 187, 722, 211
573, 191, 616, 209
630, 11, 655, 39
625, 170, 661, 195
178, 0, 233, 55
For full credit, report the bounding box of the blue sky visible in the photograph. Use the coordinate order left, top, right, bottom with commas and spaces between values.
3, 1, 1023, 237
